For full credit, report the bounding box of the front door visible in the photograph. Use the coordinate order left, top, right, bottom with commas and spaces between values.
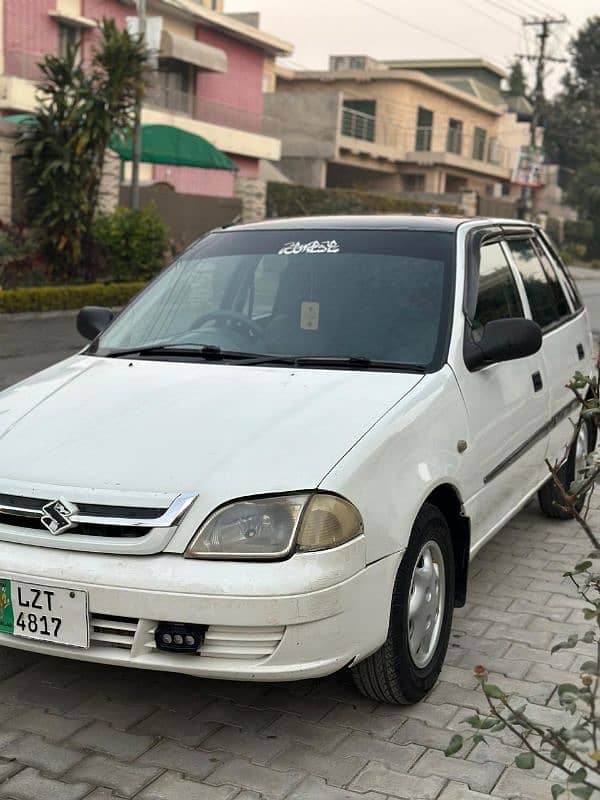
453, 238, 551, 548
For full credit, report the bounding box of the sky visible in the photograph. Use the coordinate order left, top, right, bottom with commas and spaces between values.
224, 0, 598, 94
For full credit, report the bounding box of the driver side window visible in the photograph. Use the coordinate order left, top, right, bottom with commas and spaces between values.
473, 242, 524, 331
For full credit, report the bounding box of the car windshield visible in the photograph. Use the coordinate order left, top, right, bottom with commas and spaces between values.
95, 228, 454, 370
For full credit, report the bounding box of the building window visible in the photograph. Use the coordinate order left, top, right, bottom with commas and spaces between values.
403, 173, 426, 192
415, 107, 433, 151
446, 118, 463, 155
150, 59, 193, 114
58, 22, 81, 62
473, 127, 486, 161
341, 99, 376, 142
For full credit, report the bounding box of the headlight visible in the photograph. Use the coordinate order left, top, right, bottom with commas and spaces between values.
184, 493, 363, 560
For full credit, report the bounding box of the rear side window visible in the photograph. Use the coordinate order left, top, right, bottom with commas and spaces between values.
537, 236, 582, 311
508, 238, 570, 328
473, 242, 524, 329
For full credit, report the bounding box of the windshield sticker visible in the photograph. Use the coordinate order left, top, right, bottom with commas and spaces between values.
278, 239, 340, 256
300, 301, 320, 330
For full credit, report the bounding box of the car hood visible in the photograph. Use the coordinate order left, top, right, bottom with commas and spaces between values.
0, 355, 423, 499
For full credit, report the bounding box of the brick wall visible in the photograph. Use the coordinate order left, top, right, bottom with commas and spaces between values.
195, 25, 264, 115
4, 0, 57, 78
152, 164, 235, 197
0, 126, 18, 223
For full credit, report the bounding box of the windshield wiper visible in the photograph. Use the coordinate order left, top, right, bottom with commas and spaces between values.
105, 344, 275, 361
105, 345, 425, 372
240, 355, 426, 372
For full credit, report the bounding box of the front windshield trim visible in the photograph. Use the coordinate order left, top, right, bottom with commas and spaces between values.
89, 228, 456, 374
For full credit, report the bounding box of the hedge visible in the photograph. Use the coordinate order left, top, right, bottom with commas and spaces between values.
0, 282, 146, 314
267, 182, 460, 218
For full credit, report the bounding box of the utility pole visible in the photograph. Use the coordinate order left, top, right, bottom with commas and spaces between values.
131, 0, 146, 211
517, 16, 567, 219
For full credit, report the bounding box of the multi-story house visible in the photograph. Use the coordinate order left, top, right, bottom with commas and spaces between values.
0, 0, 292, 200
266, 56, 533, 206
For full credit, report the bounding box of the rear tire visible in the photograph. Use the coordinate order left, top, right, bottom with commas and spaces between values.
351, 503, 455, 704
538, 418, 595, 520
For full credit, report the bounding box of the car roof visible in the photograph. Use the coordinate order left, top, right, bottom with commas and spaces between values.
218, 215, 537, 233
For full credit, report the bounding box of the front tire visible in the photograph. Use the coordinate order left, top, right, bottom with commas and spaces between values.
351, 503, 455, 704
538, 419, 595, 520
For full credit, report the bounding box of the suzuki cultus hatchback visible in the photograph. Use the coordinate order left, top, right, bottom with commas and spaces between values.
0, 216, 593, 703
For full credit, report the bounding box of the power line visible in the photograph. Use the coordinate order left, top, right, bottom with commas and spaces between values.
458, 0, 521, 35
351, 0, 488, 59
480, 0, 526, 20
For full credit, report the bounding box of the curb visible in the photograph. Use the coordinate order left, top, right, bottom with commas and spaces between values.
0, 310, 81, 322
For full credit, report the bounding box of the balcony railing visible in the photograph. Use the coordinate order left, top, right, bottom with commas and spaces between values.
4, 51, 44, 82
145, 84, 278, 137
341, 107, 375, 142
340, 107, 401, 148
446, 126, 463, 155
415, 126, 432, 151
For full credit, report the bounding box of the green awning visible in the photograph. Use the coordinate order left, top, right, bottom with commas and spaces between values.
1, 117, 237, 172
110, 124, 237, 171
2, 114, 34, 124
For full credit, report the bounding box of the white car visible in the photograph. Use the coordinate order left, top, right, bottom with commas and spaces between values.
0, 216, 593, 704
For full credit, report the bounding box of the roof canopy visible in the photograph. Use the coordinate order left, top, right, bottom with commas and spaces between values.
160, 30, 227, 73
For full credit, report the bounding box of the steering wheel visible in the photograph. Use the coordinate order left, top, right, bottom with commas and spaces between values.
189, 310, 265, 343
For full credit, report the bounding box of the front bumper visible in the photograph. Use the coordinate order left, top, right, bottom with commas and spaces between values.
0, 538, 401, 681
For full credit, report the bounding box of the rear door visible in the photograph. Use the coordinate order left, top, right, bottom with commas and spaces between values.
505, 231, 593, 467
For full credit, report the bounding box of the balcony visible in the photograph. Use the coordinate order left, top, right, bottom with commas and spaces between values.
341, 107, 375, 142
145, 85, 279, 138
337, 106, 402, 169
415, 126, 432, 152
4, 51, 44, 83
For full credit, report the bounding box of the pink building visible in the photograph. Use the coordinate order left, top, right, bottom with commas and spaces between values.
0, 0, 292, 198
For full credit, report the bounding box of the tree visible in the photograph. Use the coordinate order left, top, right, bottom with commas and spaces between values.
544, 17, 600, 255
507, 58, 528, 97
21, 19, 147, 281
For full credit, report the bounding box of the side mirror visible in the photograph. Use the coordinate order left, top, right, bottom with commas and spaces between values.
465, 318, 542, 371
77, 306, 114, 341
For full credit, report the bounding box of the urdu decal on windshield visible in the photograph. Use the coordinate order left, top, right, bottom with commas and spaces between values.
278, 240, 340, 255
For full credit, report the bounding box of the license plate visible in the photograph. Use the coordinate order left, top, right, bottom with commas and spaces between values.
0, 579, 89, 648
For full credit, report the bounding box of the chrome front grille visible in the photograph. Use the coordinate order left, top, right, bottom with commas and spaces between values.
0, 492, 196, 539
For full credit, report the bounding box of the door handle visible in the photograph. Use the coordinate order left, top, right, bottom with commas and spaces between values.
577, 343, 585, 360
532, 371, 543, 392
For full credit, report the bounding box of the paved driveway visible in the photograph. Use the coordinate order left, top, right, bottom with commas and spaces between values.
0, 296, 597, 799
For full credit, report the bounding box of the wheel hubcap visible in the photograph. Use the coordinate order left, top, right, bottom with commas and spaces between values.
575, 423, 589, 477
408, 540, 445, 668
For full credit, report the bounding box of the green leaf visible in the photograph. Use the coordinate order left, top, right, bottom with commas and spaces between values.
552, 639, 577, 653
483, 684, 507, 700
462, 715, 482, 727
572, 787, 593, 799
515, 752, 535, 769
551, 786, 565, 799
571, 767, 587, 784
444, 734, 464, 757
558, 683, 580, 696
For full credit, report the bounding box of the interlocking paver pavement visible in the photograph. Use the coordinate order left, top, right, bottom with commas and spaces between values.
0, 503, 592, 799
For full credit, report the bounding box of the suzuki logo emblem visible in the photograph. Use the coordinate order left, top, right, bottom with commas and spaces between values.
40, 498, 79, 535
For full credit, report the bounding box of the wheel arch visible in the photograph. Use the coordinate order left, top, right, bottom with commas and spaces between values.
424, 483, 470, 607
